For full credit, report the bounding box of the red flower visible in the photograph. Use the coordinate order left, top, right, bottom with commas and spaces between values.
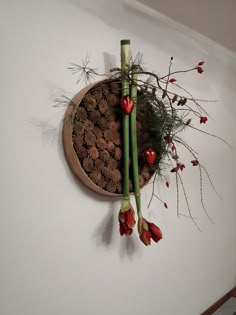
171, 145, 176, 152
164, 202, 168, 209
198, 61, 205, 66
119, 208, 136, 236
200, 116, 208, 124
166, 181, 169, 188
140, 230, 151, 245
197, 66, 204, 74
120, 96, 134, 115
169, 78, 176, 83
138, 217, 162, 246
179, 164, 185, 171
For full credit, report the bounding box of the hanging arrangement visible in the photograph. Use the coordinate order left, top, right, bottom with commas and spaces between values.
61, 40, 231, 246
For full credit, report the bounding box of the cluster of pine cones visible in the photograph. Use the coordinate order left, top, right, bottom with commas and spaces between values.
72, 80, 153, 194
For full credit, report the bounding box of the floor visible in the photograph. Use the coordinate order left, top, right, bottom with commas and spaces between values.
213, 297, 236, 315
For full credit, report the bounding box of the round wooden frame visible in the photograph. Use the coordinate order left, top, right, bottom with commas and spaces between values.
63, 79, 156, 197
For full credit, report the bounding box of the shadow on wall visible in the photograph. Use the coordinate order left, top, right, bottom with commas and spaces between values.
93, 203, 143, 259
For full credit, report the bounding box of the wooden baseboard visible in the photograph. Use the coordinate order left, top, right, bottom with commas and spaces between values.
201, 287, 236, 315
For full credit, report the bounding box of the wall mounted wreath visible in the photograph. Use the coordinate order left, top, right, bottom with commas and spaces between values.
61, 40, 231, 246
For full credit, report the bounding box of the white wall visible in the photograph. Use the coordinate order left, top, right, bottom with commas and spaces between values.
0, 1, 235, 314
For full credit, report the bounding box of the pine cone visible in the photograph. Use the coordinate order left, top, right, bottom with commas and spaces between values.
97, 177, 107, 189
116, 182, 122, 194
98, 117, 107, 130
77, 107, 87, 121
111, 82, 120, 95
107, 121, 118, 132
90, 169, 101, 184
115, 121, 121, 130
98, 99, 108, 114
92, 88, 103, 101
101, 166, 112, 179
107, 94, 119, 107
88, 146, 99, 160
104, 130, 114, 141
107, 141, 115, 153
83, 158, 94, 172
93, 127, 103, 139
83, 94, 96, 107
104, 109, 116, 121
77, 147, 87, 160
95, 158, 104, 169
141, 165, 151, 180
114, 147, 122, 160
84, 131, 96, 146
113, 131, 121, 145
106, 180, 117, 193
111, 169, 122, 182
90, 110, 101, 124
107, 158, 118, 170
74, 135, 84, 149
73, 122, 84, 136
83, 119, 94, 131
139, 175, 145, 187
100, 150, 110, 162
102, 84, 110, 96
96, 138, 107, 150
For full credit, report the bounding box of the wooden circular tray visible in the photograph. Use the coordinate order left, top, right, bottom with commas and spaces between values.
63, 79, 155, 197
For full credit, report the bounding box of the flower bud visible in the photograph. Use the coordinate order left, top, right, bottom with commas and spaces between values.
197, 66, 204, 74
120, 96, 134, 115
200, 116, 208, 124
191, 159, 199, 166
172, 94, 178, 103
162, 90, 167, 99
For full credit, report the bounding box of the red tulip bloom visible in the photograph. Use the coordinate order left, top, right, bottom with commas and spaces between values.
200, 116, 208, 124
164, 202, 168, 209
171, 145, 176, 152
138, 217, 162, 246
169, 78, 177, 83
166, 181, 169, 188
119, 208, 136, 236
198, 61, 205, 66
197, 66, 204, 74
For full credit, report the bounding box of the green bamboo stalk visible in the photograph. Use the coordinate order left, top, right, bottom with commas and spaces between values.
120, 39, 131, 199
130, 65, 141, 215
